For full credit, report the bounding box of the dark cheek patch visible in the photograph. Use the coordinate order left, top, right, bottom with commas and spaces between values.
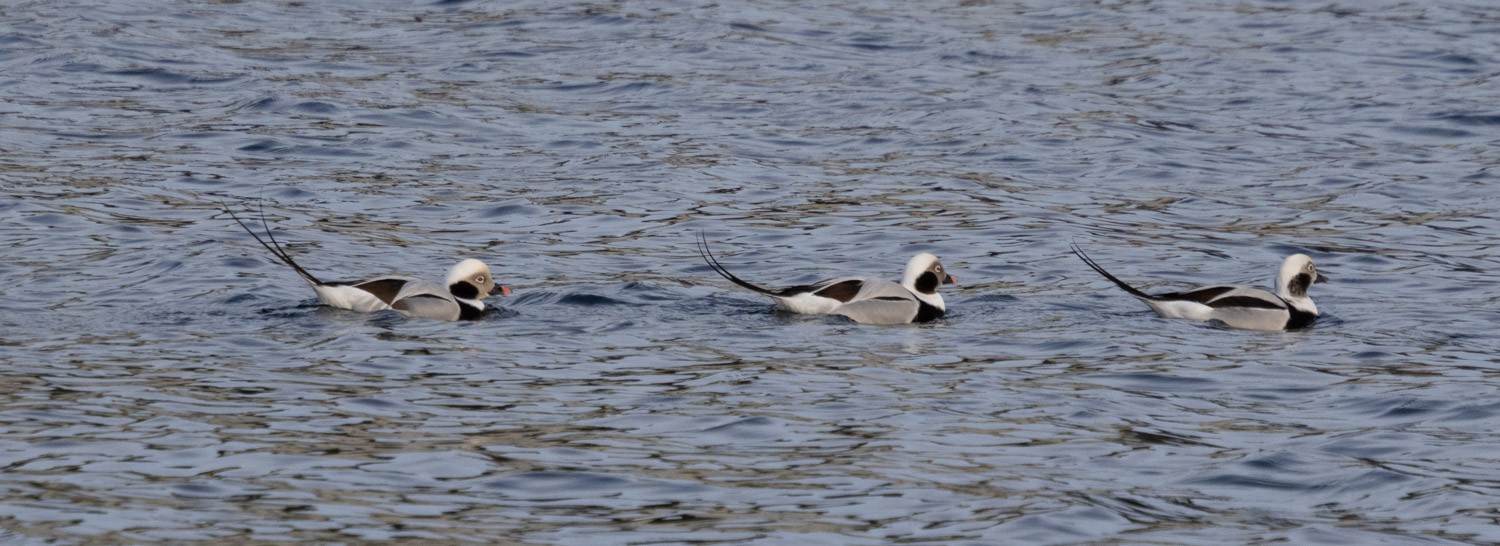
449, 281, 480, 300
1288, 273, 1311, 297
915, 272, 939, 294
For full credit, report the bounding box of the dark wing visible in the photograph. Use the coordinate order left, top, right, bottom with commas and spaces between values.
347, 278, 408, 305
697, 232, 781, 297
1164, 284, 1287, 311
1205, 295, 1287, 311
1157, 285, 1235, 304
1070, 243, 1156, 301
223, 201, 323, 286
808, 279, 863, 302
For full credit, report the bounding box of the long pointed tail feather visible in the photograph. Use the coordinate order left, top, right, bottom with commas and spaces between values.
223, 200, 323, 286
697, 232, 780, 297
1070, 242, 1157, 301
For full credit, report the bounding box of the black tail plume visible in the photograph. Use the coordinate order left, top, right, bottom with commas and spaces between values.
696, 232, 780, 297
222, 200, 323, 286
1070, 242, 1156, 301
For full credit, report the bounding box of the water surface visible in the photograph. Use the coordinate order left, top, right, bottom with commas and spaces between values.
2, 0, 1499, 542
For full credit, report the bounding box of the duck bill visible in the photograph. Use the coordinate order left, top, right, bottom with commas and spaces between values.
944, 274, 957, 285
1315, 273, 1329, 283
499, 285, 513, 296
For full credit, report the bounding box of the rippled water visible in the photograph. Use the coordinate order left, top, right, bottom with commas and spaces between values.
3, 0, 1500, 542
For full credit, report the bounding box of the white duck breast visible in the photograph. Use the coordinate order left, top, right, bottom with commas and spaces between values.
1071, 243, 1327, 331
698, 234, 956, 325
225, 205, 510, 321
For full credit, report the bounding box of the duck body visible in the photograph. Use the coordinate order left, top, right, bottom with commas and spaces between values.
698, 235, 955, 325
225, 206, 509, 321
1071, 243, 1326, 331
312, 276, 490, 321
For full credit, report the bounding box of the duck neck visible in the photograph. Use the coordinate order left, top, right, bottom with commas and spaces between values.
908, 287, 945, 311
1282, 295, 1317, 316
456, 299, 485, 321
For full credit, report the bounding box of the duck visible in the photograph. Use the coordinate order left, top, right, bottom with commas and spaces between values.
1071, 242, 1327, 330
224, 205, 510, 321
697, 234, 955, 325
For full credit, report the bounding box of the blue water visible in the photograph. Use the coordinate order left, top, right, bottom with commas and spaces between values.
2, 0, 1499, 542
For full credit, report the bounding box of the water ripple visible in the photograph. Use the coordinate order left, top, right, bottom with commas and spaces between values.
0, 0, 1497, 543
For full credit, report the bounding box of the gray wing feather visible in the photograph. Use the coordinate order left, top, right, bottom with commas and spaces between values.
390, 280, 461, 321
833, 297, 918, 325
849, 278, 917, 301
392, 279, 449, 301
1204, 306, 1292, 330
833, 279, 919, 324
392, 294, 460, 321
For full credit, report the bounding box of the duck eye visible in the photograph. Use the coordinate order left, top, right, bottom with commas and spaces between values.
476, 276, 486, 283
